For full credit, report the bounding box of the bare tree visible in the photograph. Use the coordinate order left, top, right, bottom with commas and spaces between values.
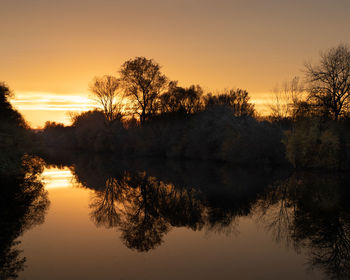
89, 75, 123, 122
120, 57, 168, 124
269, 77, 304, 120
305, 44, 350, 120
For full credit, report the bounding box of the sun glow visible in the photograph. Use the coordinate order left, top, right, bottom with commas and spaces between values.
10, 90, 273, 128
11, 92, 94, 128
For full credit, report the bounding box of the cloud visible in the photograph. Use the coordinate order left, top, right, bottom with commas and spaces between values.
11, 92, 93, 112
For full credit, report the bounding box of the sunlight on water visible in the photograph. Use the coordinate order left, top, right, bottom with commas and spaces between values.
42, 167, 75, 189
16, 164, 333, 280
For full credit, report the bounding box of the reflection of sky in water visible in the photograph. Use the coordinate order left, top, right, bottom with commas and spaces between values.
18, 166, 330, 280
42, 167, 74, 189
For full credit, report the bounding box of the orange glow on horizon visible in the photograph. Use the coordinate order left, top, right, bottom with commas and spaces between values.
2, 0, 350, 128
10, 91, 272, 128
11, 92, 94, 128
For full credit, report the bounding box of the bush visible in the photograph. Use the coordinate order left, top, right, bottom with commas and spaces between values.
283, 120, 341, 169
178, 106, 285, 165
39, 107, 286, 166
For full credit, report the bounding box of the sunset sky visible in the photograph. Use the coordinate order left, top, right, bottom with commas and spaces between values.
2, 0, 350, 127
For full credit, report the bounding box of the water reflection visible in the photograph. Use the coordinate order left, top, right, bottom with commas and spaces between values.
42, 168, 74, 189
256, 173, 350, 280
0, 155, 49, 279
4, 150, 350, 279
62, 154, 350, 279
90, 172, 204, 251
62, 155, 282, 253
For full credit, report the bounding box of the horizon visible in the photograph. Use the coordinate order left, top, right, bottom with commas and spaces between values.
10, 88, 273, 128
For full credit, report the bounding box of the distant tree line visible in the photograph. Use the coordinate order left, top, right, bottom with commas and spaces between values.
89, 56, 256, 125
2, 44, 350, 169
41, 45, 350, 169
42, 66, 283, 165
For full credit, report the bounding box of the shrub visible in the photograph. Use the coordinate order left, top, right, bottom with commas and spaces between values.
283, 120, 341, 169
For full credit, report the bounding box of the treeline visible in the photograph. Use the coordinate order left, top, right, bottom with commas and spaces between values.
41, 98, 285, 165
40, 57, 285, 165
39, 44, 350, 169
3, 44, 350, 169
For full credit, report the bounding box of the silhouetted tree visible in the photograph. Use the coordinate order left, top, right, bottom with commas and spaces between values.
0, 82, 27, 128
305, 44, 350, 121
0, 82, 12, 104
269, 77, 304, 121
0, 82, 32, 173
71, 110, 109, 151
159, 81, 203, 115
41, 121, 73, 149
203, 88, 255, 117
89, 75, 123, 122
120, 57, 168, 124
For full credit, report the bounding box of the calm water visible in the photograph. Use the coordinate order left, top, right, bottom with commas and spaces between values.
2, 155, 349, 280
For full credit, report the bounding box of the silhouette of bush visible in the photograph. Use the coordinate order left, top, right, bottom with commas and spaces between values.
182, 106, 284, 164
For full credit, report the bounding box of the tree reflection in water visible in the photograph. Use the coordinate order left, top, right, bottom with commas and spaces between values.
90, 172, 205, 252
73, 158, 281, 252
0, 155, 49, 279
256, 173, 350, 280
41, 151, 350, 278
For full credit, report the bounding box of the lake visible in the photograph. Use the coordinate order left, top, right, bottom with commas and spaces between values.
2, 154, 349, 280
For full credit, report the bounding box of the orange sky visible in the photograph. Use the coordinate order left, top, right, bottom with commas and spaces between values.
2, 0, 350, 127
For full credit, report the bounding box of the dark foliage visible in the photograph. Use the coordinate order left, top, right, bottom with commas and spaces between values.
0, 155, 49, 279
203, 88, 255, 117
0, 82, 35, 174
305, 44, 350, 121
257, 172, 350, 280
40, 105, 285, 166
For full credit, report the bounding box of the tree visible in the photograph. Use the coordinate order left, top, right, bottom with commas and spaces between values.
269, 77, 304, 121
159, 81, 203, 115
89, 75, 123, 122
120, 57, 168, 124
0, 82, 27, 128
305, 44, 350, 120
203, 88, 255, 117
0, 82, 13, 104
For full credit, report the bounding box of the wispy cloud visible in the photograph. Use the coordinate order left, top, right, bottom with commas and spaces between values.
10, 92, 95, 128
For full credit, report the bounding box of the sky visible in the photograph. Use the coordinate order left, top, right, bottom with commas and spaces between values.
2, 0, 350, 127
